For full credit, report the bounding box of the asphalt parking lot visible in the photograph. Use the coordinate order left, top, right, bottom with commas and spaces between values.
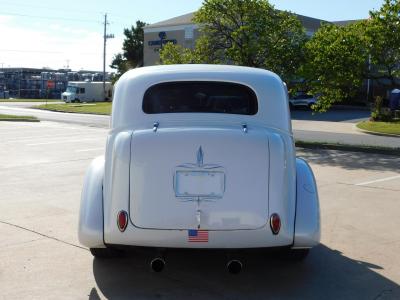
0, 121, 399, 300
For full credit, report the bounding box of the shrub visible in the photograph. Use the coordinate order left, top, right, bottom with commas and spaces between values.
370, 96, 393, 121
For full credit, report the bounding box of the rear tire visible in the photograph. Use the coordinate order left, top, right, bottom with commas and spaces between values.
90, 247, 124, 259
279, 248, 310, 262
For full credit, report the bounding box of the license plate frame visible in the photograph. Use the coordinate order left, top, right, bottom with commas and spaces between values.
174, 170, 225, 199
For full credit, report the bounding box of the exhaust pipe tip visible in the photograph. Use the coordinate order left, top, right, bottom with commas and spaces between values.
150, 257, 165, 272
227, 259, 242, 274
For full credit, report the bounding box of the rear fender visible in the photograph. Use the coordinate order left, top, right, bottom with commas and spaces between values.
78, 156, 105, 248
293, 158, 320, 248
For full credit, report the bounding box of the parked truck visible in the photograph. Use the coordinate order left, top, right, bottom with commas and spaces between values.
62, 81, 112, 103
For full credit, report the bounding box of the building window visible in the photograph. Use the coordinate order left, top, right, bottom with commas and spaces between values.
184, 27, 194, 40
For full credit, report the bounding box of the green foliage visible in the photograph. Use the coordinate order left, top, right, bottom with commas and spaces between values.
160, 0, 400, 113
302, 22, 369, 112
357, 120, 400, 136
36, 103, 112, 115
304, 0, 400, 112
160, 0, 307, 82
160, 43, 198, 64
110, 20, 147, 78
371, 96, 383, 121
366, 0, 400, 87
371, 96, 393, 121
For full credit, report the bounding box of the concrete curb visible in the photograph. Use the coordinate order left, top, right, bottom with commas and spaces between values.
0, 119, 40, 122
295, 140, 400, 157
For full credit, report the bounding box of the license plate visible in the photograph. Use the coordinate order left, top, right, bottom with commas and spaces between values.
174, 171, 225, 198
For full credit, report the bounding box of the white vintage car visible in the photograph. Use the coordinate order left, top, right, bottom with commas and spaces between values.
79, 65, 320, 273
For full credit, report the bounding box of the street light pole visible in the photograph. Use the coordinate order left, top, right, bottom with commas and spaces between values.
103, 13, 114, 101
366, 54, 372, 103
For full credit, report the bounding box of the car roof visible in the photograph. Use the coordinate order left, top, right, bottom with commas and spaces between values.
112, 64, 292, 133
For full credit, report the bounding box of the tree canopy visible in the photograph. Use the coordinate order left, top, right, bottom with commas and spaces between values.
366, 0, 400, 87
110, 20, 146, 78
144, 0, 400, 111
160, 0, 307, 82
302, 22, 369, 111
303, 0, 400, 111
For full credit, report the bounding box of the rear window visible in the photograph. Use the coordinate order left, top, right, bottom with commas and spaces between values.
143, 81, 258, 115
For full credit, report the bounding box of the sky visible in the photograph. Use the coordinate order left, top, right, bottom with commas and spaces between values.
0, 0, 385, 72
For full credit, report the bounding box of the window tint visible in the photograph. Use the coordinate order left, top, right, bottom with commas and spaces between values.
143, 81, 258, 115
80, 88, 85, 94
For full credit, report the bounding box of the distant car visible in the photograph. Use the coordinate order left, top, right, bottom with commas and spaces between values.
78, 65, 320, 273
289, 93, 316, 109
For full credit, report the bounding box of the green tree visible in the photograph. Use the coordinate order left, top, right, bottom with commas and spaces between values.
366, 0, 400, 88
160, 0, 307, 82
160, 43, 197, 64
303, 0, 400, 111
110, 20, 146, 78
302, 22, 369, 112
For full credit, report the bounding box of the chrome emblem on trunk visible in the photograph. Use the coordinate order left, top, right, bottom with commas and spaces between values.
197, 146, 204, 167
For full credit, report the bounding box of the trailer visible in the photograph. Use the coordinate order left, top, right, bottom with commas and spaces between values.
62, 81, 112, 103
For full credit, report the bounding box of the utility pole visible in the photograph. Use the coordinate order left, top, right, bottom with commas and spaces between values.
103, 13, 114, 100
366, 54, 372, 103
19, 70, 21, 99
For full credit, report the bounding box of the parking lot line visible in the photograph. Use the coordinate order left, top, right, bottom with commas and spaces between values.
356, 175, 400, 186
3, 133, 90, 144
75, 148, 104, 152
27, 138, 100, 146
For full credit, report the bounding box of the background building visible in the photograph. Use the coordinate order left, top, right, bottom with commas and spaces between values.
143, 12, 353, 66
0, 68, 111, 99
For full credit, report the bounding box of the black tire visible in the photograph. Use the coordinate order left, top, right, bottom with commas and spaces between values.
279, 248, 310, 262
90, 247, 124, 259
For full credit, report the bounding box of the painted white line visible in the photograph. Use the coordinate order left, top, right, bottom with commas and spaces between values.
3, 134, 89, 144
75, 148, 104, 153
27, 138, 99, 146
356, 175, 400, 186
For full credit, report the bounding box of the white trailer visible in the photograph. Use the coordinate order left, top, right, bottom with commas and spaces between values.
62, 81, 112, 103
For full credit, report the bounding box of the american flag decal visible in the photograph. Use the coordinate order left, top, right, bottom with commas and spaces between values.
188, 229, 209, 242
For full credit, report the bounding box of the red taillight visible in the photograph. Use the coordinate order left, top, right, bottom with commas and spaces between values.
270, 213, 281, 235
117, 210, 128, 232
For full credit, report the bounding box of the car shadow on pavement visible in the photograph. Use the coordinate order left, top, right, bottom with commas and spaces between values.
91, 244, 399, 300
298, 148, 400, 172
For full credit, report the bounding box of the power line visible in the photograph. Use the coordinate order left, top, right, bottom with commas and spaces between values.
0, 1, 103, 15
0, 11, 100, 23
0, 49, 62, 54
0, 1, 138, 21
0, 49, 98, 55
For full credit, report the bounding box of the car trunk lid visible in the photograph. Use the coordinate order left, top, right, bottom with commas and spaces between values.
130, 127, 269, 230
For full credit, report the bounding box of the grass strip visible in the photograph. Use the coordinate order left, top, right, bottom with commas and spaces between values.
0, 114, 39, 122
357, 120, 400, 136
35, 102, 111, 115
